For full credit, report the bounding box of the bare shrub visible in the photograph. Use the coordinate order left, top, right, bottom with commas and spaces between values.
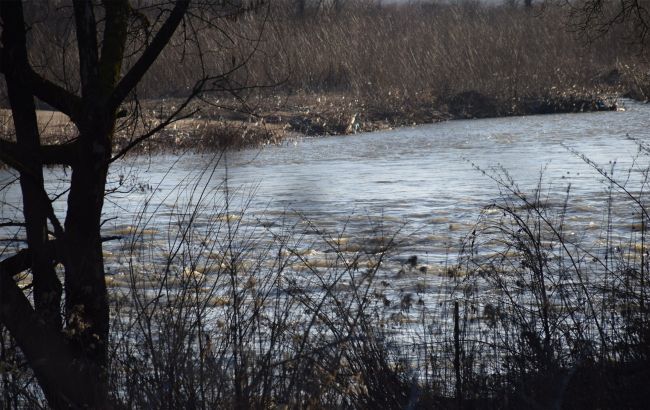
455, 158, 650, 408
101, 155, 430, 408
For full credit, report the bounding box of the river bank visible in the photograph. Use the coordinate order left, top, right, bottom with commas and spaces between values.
6, 0, 648, 155
110, 88, 622, 153
0, 87, 624, 158
6, 0, 646, 156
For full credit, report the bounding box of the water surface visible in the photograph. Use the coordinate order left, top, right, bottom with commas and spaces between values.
1, 100, 649, 309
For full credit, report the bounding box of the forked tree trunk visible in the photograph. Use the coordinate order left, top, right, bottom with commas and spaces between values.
0, 0, 191, 407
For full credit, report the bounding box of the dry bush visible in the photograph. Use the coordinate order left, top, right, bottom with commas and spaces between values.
101, 156, 432, 408
21, 1, 647, 117
453, 158, 650, 408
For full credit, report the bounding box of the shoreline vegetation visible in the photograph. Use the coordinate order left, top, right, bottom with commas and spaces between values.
2, 1, 650, 408
2, 88, 624, 155
2, 1, 647, 153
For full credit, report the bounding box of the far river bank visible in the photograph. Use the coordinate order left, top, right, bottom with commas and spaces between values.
2, 87, 630, 157
111, 88, 623, 153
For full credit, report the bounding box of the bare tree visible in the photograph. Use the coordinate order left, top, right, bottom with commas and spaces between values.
0, 1, 261, 407
566, 0, 650, 46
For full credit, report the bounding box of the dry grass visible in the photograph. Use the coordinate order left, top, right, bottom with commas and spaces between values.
8, 1, 646, 152
137, 1, 647, 102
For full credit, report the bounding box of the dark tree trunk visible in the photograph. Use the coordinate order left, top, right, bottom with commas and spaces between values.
62, 122, 113, 403
0, 0, 191, 407
1, 0, 62, 333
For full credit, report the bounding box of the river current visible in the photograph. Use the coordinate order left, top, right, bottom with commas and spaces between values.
109, 99, 649, 263
1, 100, 650, 329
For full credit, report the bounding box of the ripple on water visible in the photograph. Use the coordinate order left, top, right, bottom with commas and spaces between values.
1, 105, 646, 341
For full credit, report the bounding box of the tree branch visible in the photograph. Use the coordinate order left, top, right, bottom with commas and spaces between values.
72, 0, 100, 99
0, 248, 31, 279
41, 141, 78, 167
0, 20, 81, 120
0, 235, 116, 280
0, 222, 26, 228
98, 0, 130, 96
110, 85, 200, 164
0, 138, 77, 167
0, 57, 82, 120
0, 240, 63, 280
0, 257, 85, 407
0, 139, 22, 170
25, 67, 83, 120
110, 0, 190, 110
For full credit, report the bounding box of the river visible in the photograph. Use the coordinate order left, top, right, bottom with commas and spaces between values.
1, 99, 649, 331
105, 98, 649, 263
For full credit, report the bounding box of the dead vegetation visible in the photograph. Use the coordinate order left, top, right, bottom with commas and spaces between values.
3, 1, 645, 152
